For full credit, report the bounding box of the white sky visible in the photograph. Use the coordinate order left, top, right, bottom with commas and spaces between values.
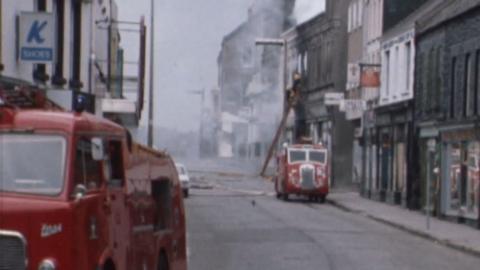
293, 0, 326, 25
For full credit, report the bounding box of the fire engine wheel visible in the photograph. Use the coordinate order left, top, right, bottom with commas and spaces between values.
157, 252, 169, 270
282, 193, 289, 201
318, 195, 326, 204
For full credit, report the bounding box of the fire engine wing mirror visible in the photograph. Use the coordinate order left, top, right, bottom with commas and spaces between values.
73, 184, 87, 200
91, 137, 105, 161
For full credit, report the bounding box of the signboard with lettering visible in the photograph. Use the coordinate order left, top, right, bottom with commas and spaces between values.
346, 63, 360, 90
341, 99, 366, 120
18, 12, 55, 63
324, 93, 344, 106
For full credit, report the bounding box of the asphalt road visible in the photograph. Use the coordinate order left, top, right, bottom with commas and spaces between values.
185, 172, 480, 270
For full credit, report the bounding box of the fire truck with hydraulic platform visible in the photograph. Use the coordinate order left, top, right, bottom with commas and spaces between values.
0, 78, 187, 270
274, 139, 329, 202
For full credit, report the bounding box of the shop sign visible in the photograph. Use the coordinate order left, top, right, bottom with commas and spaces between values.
347, 63, 360, 90
360, 67, 380, 88
341, 99, 366, 120
324, 93, 344, 106
18, 12, 55, 63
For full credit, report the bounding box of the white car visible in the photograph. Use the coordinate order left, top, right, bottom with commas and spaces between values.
175, 163, 190, 197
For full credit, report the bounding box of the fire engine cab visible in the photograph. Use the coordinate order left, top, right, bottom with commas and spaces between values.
274, 141, 329, 202
0, 84, 187, 270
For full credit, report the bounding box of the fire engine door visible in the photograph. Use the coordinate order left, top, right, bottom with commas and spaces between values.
104, 140, 128, 270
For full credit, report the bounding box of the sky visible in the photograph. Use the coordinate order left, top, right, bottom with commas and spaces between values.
293, 0, 326, 24
116, 0, 254, 136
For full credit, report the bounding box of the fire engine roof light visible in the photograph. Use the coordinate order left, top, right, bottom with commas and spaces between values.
74, 95, 87, 113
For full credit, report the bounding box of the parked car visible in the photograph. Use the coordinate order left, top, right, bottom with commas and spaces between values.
176, 163, 191, 197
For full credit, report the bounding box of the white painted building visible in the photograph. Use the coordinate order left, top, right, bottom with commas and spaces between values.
0, 0, 136, 118
379, 30, 415, 106
363, 0, 383, 101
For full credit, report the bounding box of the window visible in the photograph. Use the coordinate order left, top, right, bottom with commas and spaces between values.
451, 57, 457, 118
427, 49, 435, 113
75, 138, 103, 190
104, 140, 125, 187
475, 50, 480, 115
435, 48, 442, 113
405, 42, 411, 93
385, 50, 390, 96
0, 134, 66, 196
52, 0, 66, 86
34, 0, 48, 82
70, 0, 83, 89
309, 150, 327, 164
0, 0, 3, 70
464, 54, 474, 117
289, 150, 307, 163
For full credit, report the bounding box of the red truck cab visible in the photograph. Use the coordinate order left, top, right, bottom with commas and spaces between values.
274, 143, 329, 202
0, 90, 187, 270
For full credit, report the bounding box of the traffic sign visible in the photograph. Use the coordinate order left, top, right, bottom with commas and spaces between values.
18, 12, 55, 63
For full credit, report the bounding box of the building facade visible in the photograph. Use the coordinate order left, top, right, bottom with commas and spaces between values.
285, 0, 354, 188
0, 0, 145, 128
415, 0, 480, 228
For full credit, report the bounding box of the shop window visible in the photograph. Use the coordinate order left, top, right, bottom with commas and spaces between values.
75, 138, 103, 190
448, 143, 462, 211
466, 142, 479, 215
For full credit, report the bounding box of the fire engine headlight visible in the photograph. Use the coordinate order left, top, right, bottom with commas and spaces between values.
38, 259, 56, 270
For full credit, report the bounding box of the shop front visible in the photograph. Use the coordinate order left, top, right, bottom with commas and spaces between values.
440, 128, 480, 227
374, 105, 412, 205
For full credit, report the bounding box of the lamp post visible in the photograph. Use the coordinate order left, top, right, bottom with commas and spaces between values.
188, 89, 206, 157
147, 0, 155, 147
255, 38, 287, 176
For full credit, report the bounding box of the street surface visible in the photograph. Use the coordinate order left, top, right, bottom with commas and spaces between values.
185, 171, 480, 270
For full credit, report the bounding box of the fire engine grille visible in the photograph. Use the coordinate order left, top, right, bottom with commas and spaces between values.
0, 232, 27, 270
301, 167, 315, 190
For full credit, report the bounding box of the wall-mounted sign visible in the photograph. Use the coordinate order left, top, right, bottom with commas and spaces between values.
324, 92, 344, 106
341, 99, 366, 120
346, 63, 360, 90
18, 12, 55, 63
360, 67, 380, 88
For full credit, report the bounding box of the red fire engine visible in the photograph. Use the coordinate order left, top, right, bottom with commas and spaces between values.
0, 84, 187, 270
274, 142, 329, 202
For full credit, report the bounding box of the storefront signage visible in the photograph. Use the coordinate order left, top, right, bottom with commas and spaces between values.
324, 93, 344, 106
341, 99, 366, 120
347, 63, 360, 90
18, 12, 55, 63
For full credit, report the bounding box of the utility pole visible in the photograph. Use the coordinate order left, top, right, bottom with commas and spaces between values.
254, 38, 290, 177
147, 0, 155, 147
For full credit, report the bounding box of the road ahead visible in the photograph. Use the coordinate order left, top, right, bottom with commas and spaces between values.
185, 171, 480, 270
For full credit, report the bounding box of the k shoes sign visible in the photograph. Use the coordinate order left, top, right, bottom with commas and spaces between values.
18, 12, 55, 63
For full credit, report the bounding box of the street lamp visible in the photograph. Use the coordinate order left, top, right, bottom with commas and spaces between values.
255, 38, 287, 99
255, 38, 288, 177
147, 0, 155, 147
188, 89, 206, 157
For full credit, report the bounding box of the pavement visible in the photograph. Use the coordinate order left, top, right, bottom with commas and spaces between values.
327, 192, 480, 257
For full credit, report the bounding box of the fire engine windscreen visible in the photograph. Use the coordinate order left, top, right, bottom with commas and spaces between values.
289, 150, 307, 163
288, 149, 327, 164
0, 134, 66, 195
309, 151, 326, 164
